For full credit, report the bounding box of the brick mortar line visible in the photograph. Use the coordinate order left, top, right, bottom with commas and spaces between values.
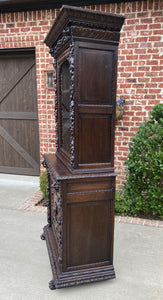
115, 215, 163, 228
19, 191, 163, 228
19, 190, 46, 213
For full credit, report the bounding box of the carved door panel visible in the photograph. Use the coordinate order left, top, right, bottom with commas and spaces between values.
0, 49, 40, 175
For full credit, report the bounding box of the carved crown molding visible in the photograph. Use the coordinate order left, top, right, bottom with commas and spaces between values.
44, 5, 125, 48
71, 25, 120, 43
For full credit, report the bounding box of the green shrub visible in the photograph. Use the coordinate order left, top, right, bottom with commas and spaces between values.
116, 104, 163, 217
115, 189, 132, 215
40, 171, 48, 200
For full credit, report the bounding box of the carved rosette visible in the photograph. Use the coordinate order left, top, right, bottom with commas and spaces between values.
69, 35, 75, 168
51, 179, 63, 262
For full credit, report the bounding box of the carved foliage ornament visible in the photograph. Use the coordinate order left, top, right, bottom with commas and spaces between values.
42, 159, 51, 226
69, 36, 75, 168
42, 155, 63, 261
49, 25, 75, 167
51, 179, 63, 262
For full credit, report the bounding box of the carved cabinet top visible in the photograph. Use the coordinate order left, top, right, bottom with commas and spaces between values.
44, 5, 125, 48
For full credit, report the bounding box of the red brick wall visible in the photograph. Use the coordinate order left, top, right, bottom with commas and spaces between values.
0, 9, 58, 170
102, 0, 163, 186
0, 0, 162, 185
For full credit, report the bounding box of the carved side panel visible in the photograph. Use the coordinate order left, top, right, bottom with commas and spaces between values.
42, 159, 51, 226
42, 157, 63, 262
51, 180, 63, 262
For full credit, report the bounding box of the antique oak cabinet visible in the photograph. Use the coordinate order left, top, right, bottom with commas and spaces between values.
42, 5, 124, 289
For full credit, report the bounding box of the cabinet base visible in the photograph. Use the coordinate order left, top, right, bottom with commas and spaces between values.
49, 279, 56, 290
43, 225, 115, 289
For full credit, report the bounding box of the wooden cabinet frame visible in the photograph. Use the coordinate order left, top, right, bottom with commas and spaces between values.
42, 5, 125, 289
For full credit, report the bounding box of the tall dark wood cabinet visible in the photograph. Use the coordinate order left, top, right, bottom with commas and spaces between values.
42, 5, 125, 289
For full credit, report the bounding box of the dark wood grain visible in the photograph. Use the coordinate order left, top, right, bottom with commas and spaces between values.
79, 49, 113, 105
42, 154, 116, 180
42, 5, 124, 289
44, 4, 124, 174
78, 114, 112, 165
43, 154, 116, 287
66, 200, 112, 267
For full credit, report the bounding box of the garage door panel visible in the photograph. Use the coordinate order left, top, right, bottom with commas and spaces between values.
0, 60, 36, 112
0, 119, 39, 161
0, 136, 31, 168
0, 50, 40, 175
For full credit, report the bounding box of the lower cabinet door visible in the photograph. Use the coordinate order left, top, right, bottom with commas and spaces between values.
66, 199, 114, 269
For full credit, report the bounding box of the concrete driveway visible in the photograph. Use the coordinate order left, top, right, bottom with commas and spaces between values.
0, 174, 162, 300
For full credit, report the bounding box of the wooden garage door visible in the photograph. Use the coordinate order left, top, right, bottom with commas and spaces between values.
0, 49, 40, 176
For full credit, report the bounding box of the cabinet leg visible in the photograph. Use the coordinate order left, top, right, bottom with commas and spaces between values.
40, 233, 45, 240
49, 279, 56, 290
